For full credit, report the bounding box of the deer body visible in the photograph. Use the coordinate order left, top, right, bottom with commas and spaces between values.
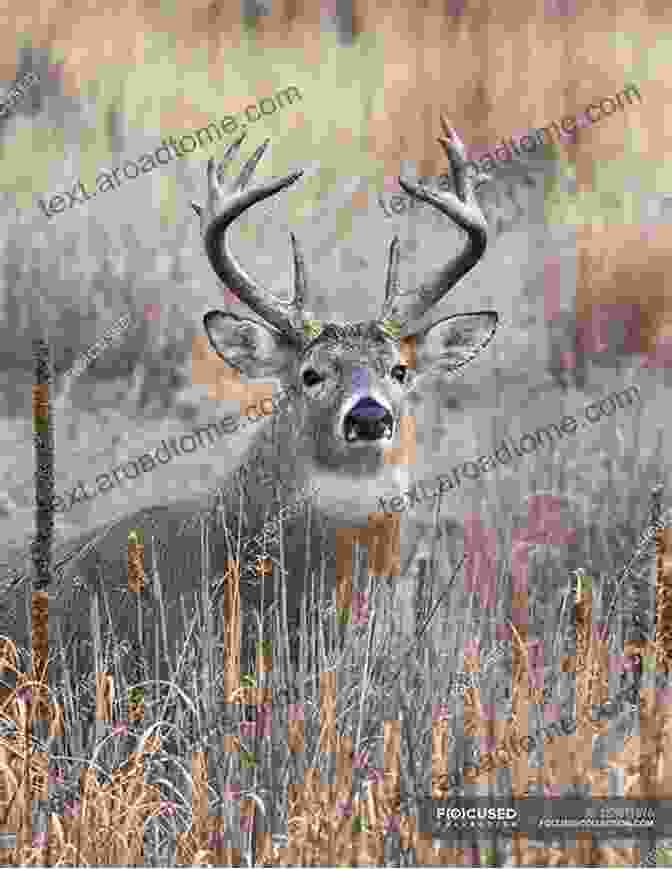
34, 388, 410, 679
0, 121, 498, 683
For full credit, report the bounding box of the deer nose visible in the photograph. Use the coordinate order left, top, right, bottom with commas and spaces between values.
343, 398, 394, 442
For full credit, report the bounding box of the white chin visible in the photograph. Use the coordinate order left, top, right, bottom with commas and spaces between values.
309, 467, 409, 524
343, 438, 387, 449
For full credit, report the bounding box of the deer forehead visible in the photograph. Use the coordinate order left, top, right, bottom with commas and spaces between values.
298, 323, 402, 371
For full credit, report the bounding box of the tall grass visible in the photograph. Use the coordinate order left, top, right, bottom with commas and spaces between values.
0, 34, 671, 869
0, 342, 670, 866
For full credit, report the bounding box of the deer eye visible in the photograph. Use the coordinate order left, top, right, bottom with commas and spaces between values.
302, 368, 324, 388
390, 364, 408, 384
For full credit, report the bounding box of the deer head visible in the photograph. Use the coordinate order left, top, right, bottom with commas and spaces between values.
194, 119, 498, 513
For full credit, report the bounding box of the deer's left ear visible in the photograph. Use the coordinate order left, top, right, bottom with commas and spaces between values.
411, 311, 499, 375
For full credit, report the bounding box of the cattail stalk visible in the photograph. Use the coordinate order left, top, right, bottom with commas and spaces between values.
32, 337, 54, 594
29, 335, 54, 859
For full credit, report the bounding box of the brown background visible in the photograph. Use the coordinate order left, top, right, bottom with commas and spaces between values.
5, 0, 668, 350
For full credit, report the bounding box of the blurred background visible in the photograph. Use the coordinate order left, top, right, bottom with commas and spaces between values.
0, 0, 670, 564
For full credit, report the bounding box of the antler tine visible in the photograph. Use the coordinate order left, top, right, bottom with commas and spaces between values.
289, 232, 308, 313
378, 235, 403, 322
391, 119, 490, 326
380, 235, 402, 321
200, 139, 307, 345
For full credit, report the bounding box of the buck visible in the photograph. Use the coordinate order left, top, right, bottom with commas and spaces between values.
0, 119, 498, 684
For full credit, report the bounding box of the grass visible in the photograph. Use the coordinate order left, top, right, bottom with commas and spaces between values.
0, 341, 671, 865
0, 39, 671, 867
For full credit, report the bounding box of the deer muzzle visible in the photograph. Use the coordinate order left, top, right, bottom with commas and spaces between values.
343, 397, 394, 443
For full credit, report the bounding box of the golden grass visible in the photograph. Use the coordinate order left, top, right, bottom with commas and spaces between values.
656, 527, 672, 672
0, 333, 669, 866
0, 513, 669, 866
0, 8, 670, 865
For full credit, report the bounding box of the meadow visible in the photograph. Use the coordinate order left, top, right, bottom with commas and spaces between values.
1, 351, 670, 866
0, 4, 671, 866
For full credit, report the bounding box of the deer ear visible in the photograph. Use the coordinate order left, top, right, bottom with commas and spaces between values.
414, 311, 498, 374
203, 311, 293, 377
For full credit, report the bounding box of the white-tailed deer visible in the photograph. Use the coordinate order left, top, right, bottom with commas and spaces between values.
1, 119, 498, 682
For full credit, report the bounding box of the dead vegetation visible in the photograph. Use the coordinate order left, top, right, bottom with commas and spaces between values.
0, 392, 670, 864
0, 8, 670, 863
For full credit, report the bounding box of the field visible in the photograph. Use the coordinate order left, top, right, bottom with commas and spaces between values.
0, 3, 671, 866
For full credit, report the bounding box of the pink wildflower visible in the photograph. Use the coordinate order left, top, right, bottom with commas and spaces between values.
367, 767, 385, 785
353, 750, 369, 770
543, 256, 562, 321
609, 654, 634, 674
463, 846, 481, 866
288, 703, 304, 721
642, 335, 672, 369
222, 285, 239, 304
463, 637, 480, 658
481, 733, 497, 753
352, 591, 369, 625
320, 0, 338, 16
593, 621, 608, 643
446, 0, 465, 15
336, 798, 353, 818
48, 766, 65, 785
222, 783, 240, 801
209, 830, 226, 848
560, 350, 577, 370
384, 814, 401, 833
495, 623, 512, 642
16, 686, 32, 703
544, 703, 560, 723
240, 814, 254, 833
240, 720, 256, 739
656, 686, 672, 706
463, 516, 497, 609
480, 703, 496, 720
432, 703, 450, 721
64, 799, 80, 817
511, 606, 529, 625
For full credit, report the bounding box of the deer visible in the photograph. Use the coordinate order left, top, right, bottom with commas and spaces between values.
0, 118, 498, 687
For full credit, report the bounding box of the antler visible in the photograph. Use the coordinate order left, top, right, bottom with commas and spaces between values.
193, 132, 309, 346
380, 118, 491, 329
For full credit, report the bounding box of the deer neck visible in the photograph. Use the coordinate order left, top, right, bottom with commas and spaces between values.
238, 396, 409, 530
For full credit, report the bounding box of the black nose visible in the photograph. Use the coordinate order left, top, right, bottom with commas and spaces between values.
343, 398, 394, 442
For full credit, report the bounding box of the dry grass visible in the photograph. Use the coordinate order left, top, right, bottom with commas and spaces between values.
0, 334, 670, 867
0, 451, 671, 864
0, 14, 671, 864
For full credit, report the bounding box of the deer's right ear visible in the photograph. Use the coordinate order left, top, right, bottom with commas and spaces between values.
204, 311, 294, 377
